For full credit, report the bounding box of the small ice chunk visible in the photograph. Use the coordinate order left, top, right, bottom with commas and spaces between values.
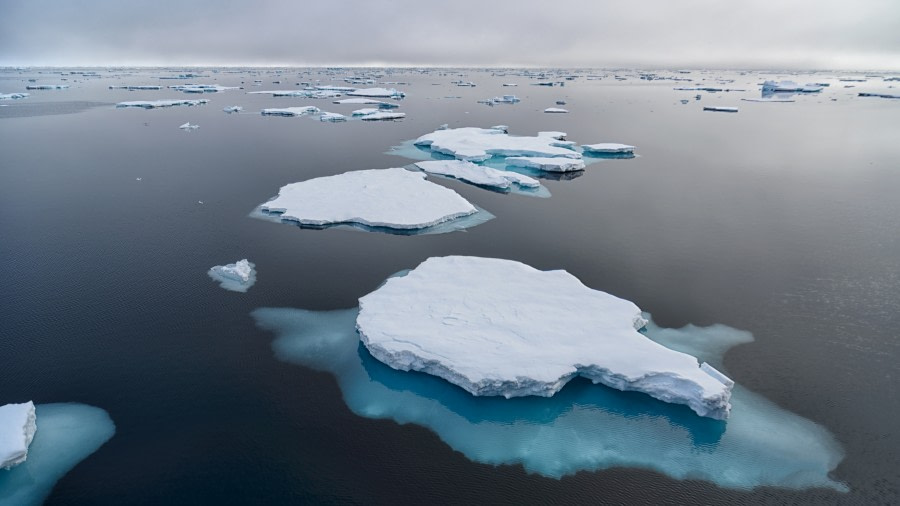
260, 106, 321, 117
351, 108, 379, 116
415, 160, 540, 189
703, 106, 738, 113
581, 143, 635, 154
108, 85, 161, 90
359, 111, 405, 121
502, 83, 518, 87
544, 107, 569, 113
259, 168, 477, 231
761, 80, 822, 93
223, 106, 243, 113
116, 99, 209, 109
556, 100, 567, 105
0, 401, 36, 470
0, 92, 30, 100
178, 122, 199, 130
208, 259, 257, 293
319, 112, 347, 122
505, 156, 586, 172
170, 84, 238, 93
858, 92, 900, 99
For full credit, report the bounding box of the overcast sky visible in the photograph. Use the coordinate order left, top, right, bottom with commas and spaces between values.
1, 0, 898, 69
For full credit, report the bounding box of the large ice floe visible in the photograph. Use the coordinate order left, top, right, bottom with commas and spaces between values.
0, 402, 36, 470
255, 168, 486, 233
0, 403, 115, 506
357, 256, 734, 420
413, 160, 543, 196
252, 300, 846, 490
413, 127, 582, 162
116, 99, 209, 109
208, 259, 257, 292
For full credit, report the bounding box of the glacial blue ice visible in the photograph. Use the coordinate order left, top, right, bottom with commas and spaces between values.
252, 307, 847, 491
0, 404, 115, 506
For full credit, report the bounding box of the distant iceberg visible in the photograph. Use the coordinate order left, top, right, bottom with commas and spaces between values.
357, 256, 735, 419
414, 160, 540, 190
208, 259, 256, 292
0, 402, 36, 470
116, 99, 209, 109
257, 167, 481, 232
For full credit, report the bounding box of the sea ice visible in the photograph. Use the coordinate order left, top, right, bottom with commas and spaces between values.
24, 84, 69, 90
116, 99, 209, 109
703, 106, 738, 113
346, 87, 406, 99
414, 160, 540, 190
858, 92, 900, 99
208, 259, 257, 293
178, 122, 199, 130
170, 84, 238, 93
0, 404, 115, 506
741, 97, 795, 103
543, 107, 569, 113
332, 98, 400, 108
504, 156, 586, 172
761, 80, 823, 93
414, 127, 582, 162
319, 112, 347, 122
357, 256, 735, 419
258, 168, 478, 231
581, 143, 636, 155
108, 85, 161, 90
351, 108, 379, 116
359, 111, 405, 121
223, 106, 243, 113
252, 306, 847, 490
0, 93, 29, 100
260, 106, 321, 117
0, 402, 36, 470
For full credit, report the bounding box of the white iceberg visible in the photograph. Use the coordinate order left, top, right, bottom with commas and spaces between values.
414, 160, 540, 190
0, 93, 29, 100
414, 127, 581, 162
319, 111, 347, 122
581, 142, 636, 154
544, 107, 569, 113
359, 111, 405, 121
223, 106, 243, 113
761, 80, 822, 93
505, 156, 586, 172
703, 106, 738, 113
259, 168, 477, 231
346, 87, 406, 99
332, 98, 400, 108
178, 122, 199, 130
0, 402, 36, 470
208, 259, 256, 292
116, 99, 209, 109
357, 256, 735, 420
260, 106, 321, 117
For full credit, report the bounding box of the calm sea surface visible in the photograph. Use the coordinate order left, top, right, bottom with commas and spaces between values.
1, 68, 898, 504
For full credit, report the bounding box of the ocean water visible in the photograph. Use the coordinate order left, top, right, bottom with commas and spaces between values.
1, 68, 898, 504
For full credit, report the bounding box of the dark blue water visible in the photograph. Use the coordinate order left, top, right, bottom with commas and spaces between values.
1, 68, 898, 504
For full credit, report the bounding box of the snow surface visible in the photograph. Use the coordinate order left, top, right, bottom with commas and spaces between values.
414, 127, 582, 162
260, 106, 321, 116
0, 402, 36, 470
208, 259, 256, 292
414, 160, 540, 189
116, 99, 209, 109
357, 256, 735, 420
505, 156, 586, 172
259, 168, 477, 231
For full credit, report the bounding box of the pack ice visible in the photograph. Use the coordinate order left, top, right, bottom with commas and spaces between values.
357, 256, 735, 419
116, 99, 209, 109
0, 402, 36, 470
258, 168, 477, 231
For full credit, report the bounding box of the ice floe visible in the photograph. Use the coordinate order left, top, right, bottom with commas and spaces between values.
257, 168, 479, 232
319, 112, 347, 122
208, 259, 257, 293
357, 256, 735, 420
108, 85, 161, 90
260, 106, 321, 117
0, 93, 29, 100
414, 160, 540, 190
858, 92, 900, 99
543, 107, 569, 113
0, 402, 36, 470
116, 99, 209, 109
761, 80, 823, 93
351, 108, 379, 116
414, 127, 581, 162
25, 84, 69, 90
170, 84, 238, 93
505, 156, 586, 172
703, 106, 738, 113
581, 143, 636, 158
358, 111, 405, 121
178, 122, 198, 130
346, 87, 406, 99
223, 106, 243, 113
332, 98, 400, 108
248, 89, 342, 99
0, 403, 115, 506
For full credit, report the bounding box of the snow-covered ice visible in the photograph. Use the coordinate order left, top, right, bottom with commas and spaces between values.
25, 84, 69, 90
703, 106, 738, 113
414, 160, 540, 190
0, 402, 36, 470
260, 106, 321, 117
0, 93, 29, 100
178, 122, 198, 130
208, 259, 257, 292
319, 111, 347, 122
116, 99, 209, 109
258, 168, 478, 231
505, 156, 586, 172
170, 84, 238, 93
544, 107, 569, 113
346, 87, 405, 99
414, 127, 582, 162
332, 98, 400, 108
351, 108, 379, 116
0, 403, 115, 506
581, 143, 636, 155
223, 106, 243, 113
357, 256, 735, 420
359, 111, 405, 121
761, 80, 823, 93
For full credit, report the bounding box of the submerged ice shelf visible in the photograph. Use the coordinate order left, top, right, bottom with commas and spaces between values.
256, 168, 483, 233
357, 256, 735, 420
252, 306, 846, 490
0, 403, 115, 506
